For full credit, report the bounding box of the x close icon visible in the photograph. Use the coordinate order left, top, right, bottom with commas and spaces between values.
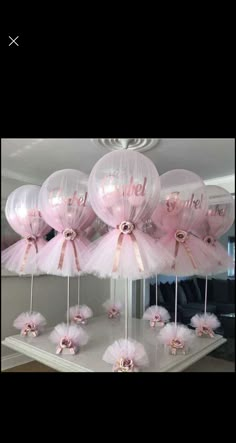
9, 36, 19, 46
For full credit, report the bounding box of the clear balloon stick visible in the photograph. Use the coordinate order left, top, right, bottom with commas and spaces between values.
29, 274, 34, 314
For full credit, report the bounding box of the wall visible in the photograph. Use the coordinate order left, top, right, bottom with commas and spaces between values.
1, 274, 110, 357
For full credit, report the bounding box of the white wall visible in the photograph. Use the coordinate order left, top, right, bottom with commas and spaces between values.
1, 274, 110, 357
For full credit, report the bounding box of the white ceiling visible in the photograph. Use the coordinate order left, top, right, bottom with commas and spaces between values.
1, 138, 235, 201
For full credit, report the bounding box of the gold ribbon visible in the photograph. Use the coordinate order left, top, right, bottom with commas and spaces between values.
20, 236, 38, 273
112, 221, 144, 273
171, 230, 197, 270
58, 229, 80, 272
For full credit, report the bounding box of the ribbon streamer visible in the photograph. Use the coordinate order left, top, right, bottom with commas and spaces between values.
112, 222, 144, 273
58, 229, 80, 272
171, 230, 197, 270
20, 236, 38, 273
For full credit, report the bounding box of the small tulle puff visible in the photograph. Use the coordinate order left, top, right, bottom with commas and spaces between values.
69, 304, 93, 325
143, 305, 170, 328
50, 322, 88, 355
103, 299, 122, 319
103, 338, 149, 372
190, 313, 221, 338
1, 238, 47, 275
13, 311, 46, 337
159, 323, 195, 355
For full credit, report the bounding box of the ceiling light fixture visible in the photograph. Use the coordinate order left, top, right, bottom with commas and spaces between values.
91, 139, 160, 152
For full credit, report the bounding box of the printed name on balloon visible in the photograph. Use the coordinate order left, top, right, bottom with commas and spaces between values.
208, 205, 225, 216
166, 192, 204, 212
49, 189, 88, 207
101, 176, 147, 197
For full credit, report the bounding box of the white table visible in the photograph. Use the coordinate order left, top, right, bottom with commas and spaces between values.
2, 316, 226, 372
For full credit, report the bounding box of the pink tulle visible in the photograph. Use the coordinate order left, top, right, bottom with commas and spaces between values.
158, 323, 195, 355
190, 313, 220, 338
143, 305, 170, 327
103, 338, 149, 372
85, 228, 173, 280
198, 240, 234, 275
13, 311, 46, 336
35, 233, 90, 276
50, 323, 88, 355
159, 231, 222, 276
103, 299, 122, 318
69, 304, 93, 325
1, 237, 48, 275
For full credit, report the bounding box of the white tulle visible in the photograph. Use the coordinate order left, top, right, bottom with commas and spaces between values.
85, 228, 173, 280
103, 338, 149, 370
103, 299, 123, 314
190, 313, 220, 331
158, 323, 195, 352
1, 238, 47, 275
13, 311, 46, 330
69, 305, 93, 323
143, 305, 170, 324
35, 233, 90, 276
50, 323, 88, 347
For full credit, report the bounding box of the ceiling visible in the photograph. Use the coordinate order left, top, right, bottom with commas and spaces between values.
1, 138, 235, 201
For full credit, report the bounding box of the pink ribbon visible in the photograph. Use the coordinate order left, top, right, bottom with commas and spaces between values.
21, 322, 38, 337
150, 315, 164, 328
108, 308, 120, 319
58, 228, 80, 272
56, 336, 77, 354
169, 338, 186, 355
171, 230, 197, 270
73, 314, 86, 325
20, 236, 39, 273
112, 221, 144, 273
196, 326, 215, 338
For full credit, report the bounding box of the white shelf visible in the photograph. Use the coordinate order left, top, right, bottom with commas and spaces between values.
2, 316, 226, 372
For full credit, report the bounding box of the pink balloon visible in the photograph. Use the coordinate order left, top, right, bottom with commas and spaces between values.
36, 169, 96, 276
204, 185, 234, 238
2, 185, 51, 275
153, 169, 208, 233
39, 169, 96, 232
88, 150, 160, 227
191, 185, 235, 274
151, 170, 222, 277
86, 150, 173, 279
5, 185, 51, 238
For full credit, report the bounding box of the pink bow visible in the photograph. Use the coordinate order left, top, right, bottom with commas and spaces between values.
197, 326, 214, 338
108, 308, 120, 319
56, 336, 77, 354
21, 322, 38, 337
169, 338, 186, 355
73, 314, 86, 325
150, 315, 164, 328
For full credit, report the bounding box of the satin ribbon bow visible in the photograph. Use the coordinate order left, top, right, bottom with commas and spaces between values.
21, 322, 38, 337
56, 336, 77, 354
58, 228, 80, 272
197, 326, 215, 338
114, 358, 135, 372
169, 338, 185, 355
171, 230, 197, 270
203, 235, 222, 265
150, 315, 164, 328
108, 308, 120, 319
73, 314, 86, 325
20, 235, 39, 273
112, 221, 144, 273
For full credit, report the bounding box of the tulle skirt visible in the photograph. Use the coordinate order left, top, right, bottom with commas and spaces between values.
36, 233, 90, 277
84, 229, 174, 280
159, 233, 224, 276
1, 238, 47, 275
